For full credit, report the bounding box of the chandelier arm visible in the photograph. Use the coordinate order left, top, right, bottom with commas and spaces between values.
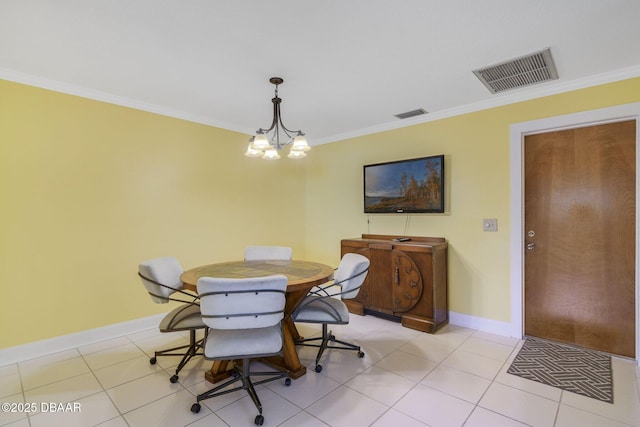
247, 77, 308, 159
277, 111, 302, 136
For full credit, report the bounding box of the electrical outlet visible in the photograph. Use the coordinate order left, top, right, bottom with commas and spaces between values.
483, 218, 498, 232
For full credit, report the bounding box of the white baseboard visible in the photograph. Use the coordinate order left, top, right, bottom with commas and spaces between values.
1, 311, 518, 367
449, 311, 517, 338
0, 314, 164, 367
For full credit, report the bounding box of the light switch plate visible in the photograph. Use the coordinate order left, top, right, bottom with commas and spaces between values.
483, 218, 498, 232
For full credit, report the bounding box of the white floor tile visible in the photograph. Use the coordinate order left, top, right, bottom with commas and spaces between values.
28, 391, 119, 427
471, 330, 521, 348
0, 393, 29, 426
94, 416, 129, 427
82, 341, 147, 371
0, 365, 22, 399
23, 372, 103, 413
557, 357, 640, 426
306, 385, 388, 427
399, 333, 457, 363
18, 349, 80, 368
92, 354, 167, 390
555, 404, 632, 427
4, 314, 640, 427
421, 365, 491, 404
375, 349, 438, 382
458, 337, 516, 362
266, 368, 341, 408
186, 379, 248, 412
19, 355, 91, 391
441, 348, 505, 380
162, 356, 210, 388
77, 337, 132, 356
215, 387, 301, 427
182, 412, 229, 427
430, 329, 473, 348
495, 362, 562, 401
464, 407, 530, 427
479, 382, 559, 426
393, 383, 475, 427
370, 408, 429, 426
123, 389, 211, 427
2, 418, 30, 427
310, 347, 372, 385
131, 333, 190, 358
125, 327, 165, 343
105, 370, 183, 413
345, 365, 416, 406
279, 411, 330, 427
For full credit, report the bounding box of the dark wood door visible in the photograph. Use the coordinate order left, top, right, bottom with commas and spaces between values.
524, 120, 636, 357
391, 250, 423, 313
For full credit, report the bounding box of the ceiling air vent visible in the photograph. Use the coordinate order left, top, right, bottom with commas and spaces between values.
473, 48, 558, 94
394, 108, 428, 119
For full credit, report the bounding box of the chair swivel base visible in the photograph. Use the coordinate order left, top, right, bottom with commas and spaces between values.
149, 330, 205, 383
296, 324, 364, 372
190, 361, 290, 426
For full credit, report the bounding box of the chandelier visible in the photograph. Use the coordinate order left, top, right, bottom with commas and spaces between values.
244, 77, 311, 159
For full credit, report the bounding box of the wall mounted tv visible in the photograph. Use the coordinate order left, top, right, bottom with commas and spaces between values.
364, 155, 444, 214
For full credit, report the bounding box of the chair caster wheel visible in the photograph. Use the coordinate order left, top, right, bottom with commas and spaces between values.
284, 377, 291, 386
149, 357, 157, 365
358, 351, 365, 358
315, 364, 323, 373
170, 375, 179, 383
254, 414, 264, 425
191, 403, 201, 414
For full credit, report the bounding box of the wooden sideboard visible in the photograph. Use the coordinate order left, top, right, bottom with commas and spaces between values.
341, 234, 448, 333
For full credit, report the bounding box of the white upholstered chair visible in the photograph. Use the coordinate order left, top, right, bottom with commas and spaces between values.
244, 245, 292, 261
190, 275, 290, 426
138, 256, 207, 383
292, 253, 370, 372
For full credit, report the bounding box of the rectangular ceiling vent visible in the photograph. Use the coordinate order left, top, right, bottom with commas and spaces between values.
394, 108, 428, 119
473, 48, 558, 94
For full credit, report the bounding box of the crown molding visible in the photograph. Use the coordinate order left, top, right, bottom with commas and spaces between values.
313, 64, 640, 146
0, 67, 255, 136
3, 65, 640, 146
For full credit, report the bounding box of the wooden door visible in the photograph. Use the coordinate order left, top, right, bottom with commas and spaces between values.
391, 250, 423, 313
363, 245, 395, 315
524, 120, 636, 357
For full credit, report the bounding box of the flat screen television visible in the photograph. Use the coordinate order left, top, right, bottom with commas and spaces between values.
364, 155, 444, 213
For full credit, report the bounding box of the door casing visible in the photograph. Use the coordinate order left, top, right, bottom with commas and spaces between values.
510, 102, 640, 362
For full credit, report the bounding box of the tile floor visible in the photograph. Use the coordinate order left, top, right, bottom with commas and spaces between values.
1, 315, 639, 427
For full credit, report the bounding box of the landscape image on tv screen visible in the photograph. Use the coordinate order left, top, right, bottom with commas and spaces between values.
364, 155, 444, 213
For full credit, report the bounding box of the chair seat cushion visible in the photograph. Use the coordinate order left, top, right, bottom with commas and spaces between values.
159, 303, 206, 332
204, 324, 283, 359
293, 296, 350, 324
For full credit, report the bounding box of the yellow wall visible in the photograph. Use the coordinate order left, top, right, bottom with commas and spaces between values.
2, 77, 640, 349
304, 77, 640, 323
0, 80, 306, 348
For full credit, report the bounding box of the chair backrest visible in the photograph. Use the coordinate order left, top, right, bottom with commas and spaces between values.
138, 256, 184, 304
197, 275, 288, 330
244, 246, 293, 261
335, 253, 370, 299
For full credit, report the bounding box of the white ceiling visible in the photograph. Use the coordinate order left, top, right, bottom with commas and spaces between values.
2, 1, 640, 146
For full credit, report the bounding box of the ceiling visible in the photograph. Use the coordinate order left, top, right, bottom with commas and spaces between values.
2, 1, 640, 146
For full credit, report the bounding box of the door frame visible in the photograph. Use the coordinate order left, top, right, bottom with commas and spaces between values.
509, 102, 640, 362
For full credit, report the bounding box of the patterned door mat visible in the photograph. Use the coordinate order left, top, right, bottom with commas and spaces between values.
507, 337, 613, 403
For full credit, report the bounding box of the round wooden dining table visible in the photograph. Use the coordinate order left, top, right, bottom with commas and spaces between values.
181, 259, 335, 382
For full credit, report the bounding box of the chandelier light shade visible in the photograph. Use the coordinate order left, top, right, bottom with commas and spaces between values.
244, 77, 311, 159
